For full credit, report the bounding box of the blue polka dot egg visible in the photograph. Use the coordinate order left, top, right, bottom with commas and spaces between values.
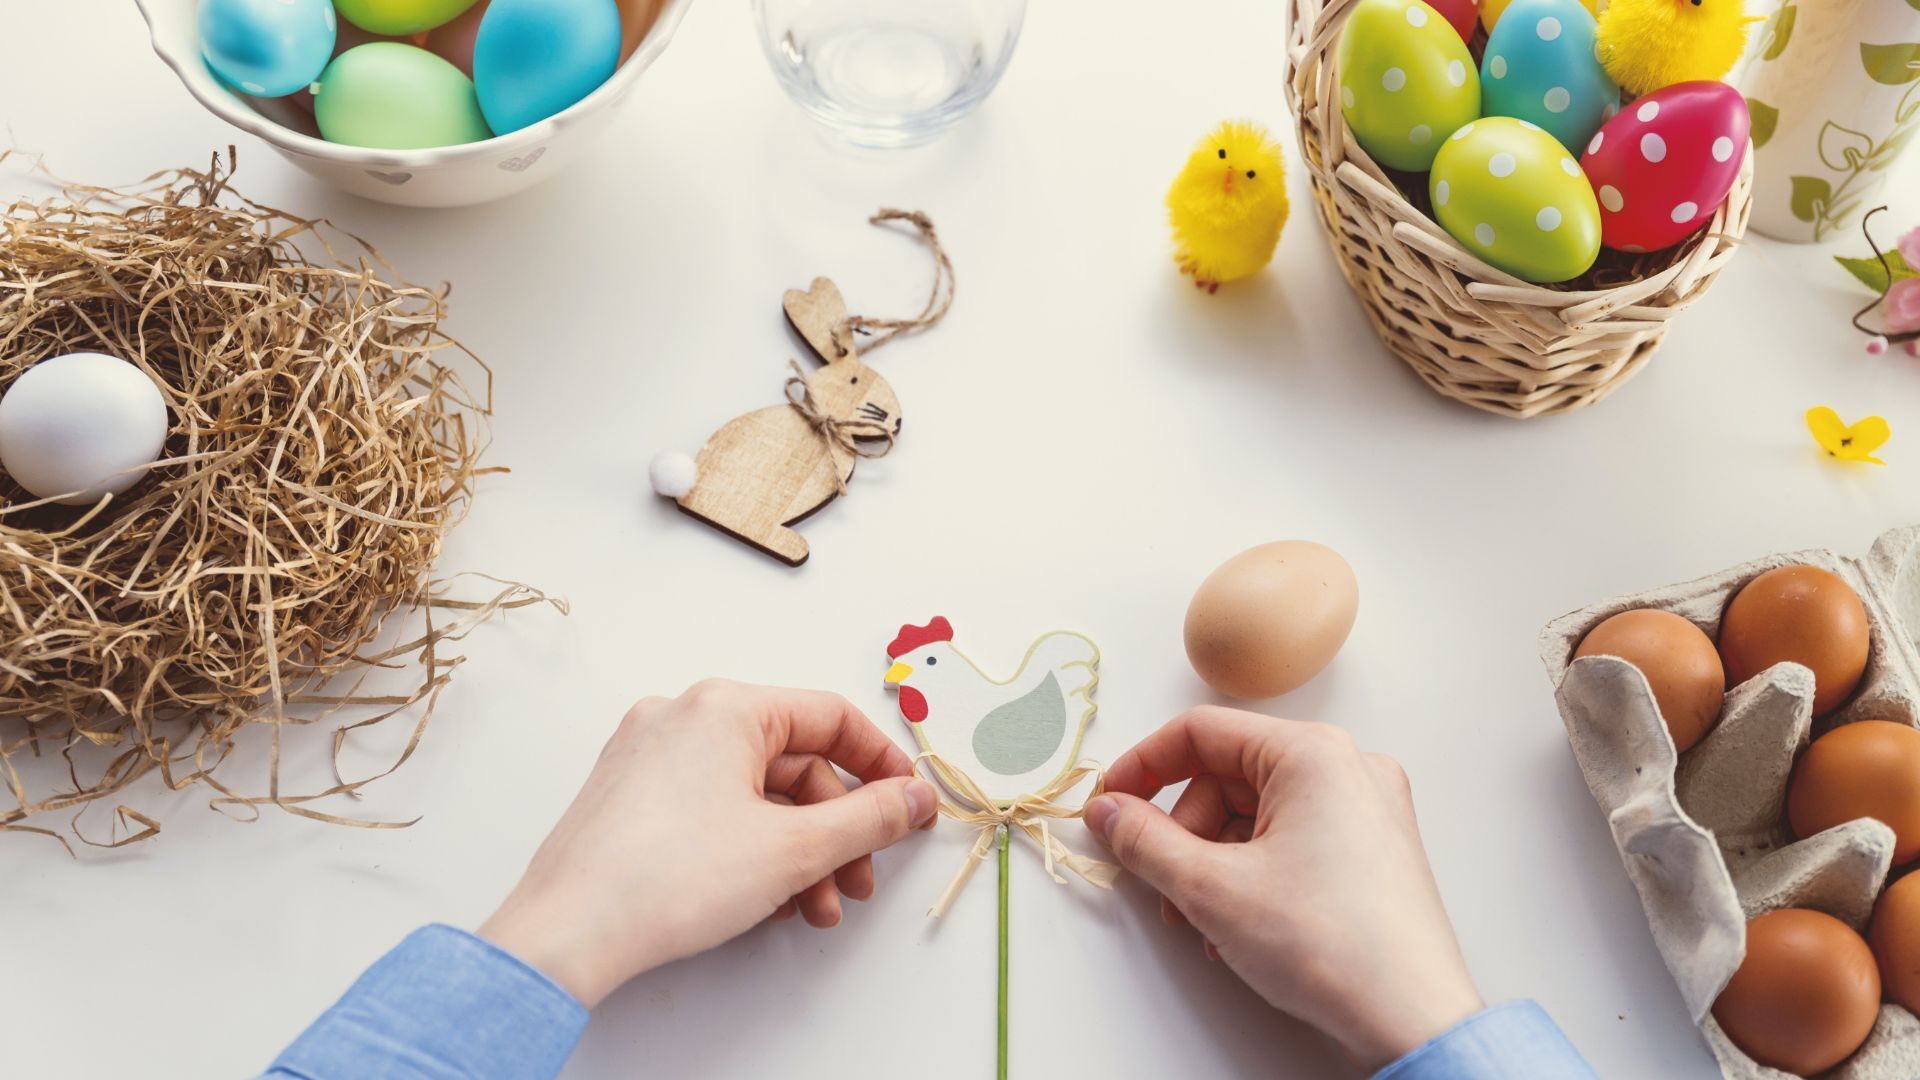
1336, 0, 1480, 172
1429, 117, 1601, 282
1481, 0, 1619, 156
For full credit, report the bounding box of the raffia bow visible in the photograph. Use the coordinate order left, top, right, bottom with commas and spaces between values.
914, 752, 1121, 919
783, 359, 895, 495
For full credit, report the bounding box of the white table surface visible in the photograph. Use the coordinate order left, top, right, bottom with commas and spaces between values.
5, 2, 1919, 1077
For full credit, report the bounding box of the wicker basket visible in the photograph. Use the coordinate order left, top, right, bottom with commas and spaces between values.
1283, 0, 1753, 418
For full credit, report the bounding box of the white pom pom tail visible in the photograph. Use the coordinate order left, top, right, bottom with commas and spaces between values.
649, 451, 698, 498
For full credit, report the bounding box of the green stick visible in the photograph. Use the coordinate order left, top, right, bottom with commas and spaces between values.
997, 824, 1010, 1080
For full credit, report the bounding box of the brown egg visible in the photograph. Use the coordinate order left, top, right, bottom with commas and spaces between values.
1790, 720, 1920, 864
1184, 541, 1358, 699
1574, 609, 1725, 752
1720, 565, 1871, 716
1871, 872, 1920, 1014
1712, 908, 1880, 1075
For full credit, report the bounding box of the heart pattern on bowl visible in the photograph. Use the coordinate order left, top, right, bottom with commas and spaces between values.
498, 147, 547, 173
365, 170, 413, 186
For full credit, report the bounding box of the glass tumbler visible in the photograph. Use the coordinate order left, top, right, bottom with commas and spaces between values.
752, 0, 1028, 148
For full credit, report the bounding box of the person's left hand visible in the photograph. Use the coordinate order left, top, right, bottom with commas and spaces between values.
479, 680, 936, 1007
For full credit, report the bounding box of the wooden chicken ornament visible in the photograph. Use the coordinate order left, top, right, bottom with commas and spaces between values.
884, 616, 1100, 804
883, 616, 1116, 1079
649, 210, 954, 566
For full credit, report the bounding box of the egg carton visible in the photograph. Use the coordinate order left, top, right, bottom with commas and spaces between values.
1540, 525, 1920, 1078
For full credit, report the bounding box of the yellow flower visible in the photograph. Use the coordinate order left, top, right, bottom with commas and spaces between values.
1807, 406, 1890, 465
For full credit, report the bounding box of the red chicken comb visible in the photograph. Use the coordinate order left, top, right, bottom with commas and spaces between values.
887, 616, 953, 658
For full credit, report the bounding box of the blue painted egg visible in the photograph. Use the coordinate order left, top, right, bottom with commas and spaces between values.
1480, 0, 1618, 155
198, 0, 337, 98
472, 0, 622, 135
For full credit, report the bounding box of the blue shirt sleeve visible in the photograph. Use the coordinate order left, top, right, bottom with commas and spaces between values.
264, 924, 588, 1080
1373, 1001, 1596, 1080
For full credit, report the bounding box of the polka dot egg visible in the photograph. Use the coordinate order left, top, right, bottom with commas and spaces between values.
1337, 0, 1480, 172
1479, 0, 1595, 34
1579, 80, 1750, 253
1481, 0, 1618, 157
1423, 0, 1481, 43
1430, 117, 1601, 282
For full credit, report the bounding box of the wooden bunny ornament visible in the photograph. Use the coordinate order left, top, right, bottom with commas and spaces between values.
649, 210, 952, 566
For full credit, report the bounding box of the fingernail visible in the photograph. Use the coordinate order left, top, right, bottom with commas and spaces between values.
1084, 795, 1117, 843
905, 780, 937, 827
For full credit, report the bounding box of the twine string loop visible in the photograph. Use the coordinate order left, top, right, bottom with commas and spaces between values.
837, 208, 955, 355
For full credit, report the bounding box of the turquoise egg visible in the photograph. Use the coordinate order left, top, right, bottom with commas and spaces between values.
473, 0, 622, 135
198, 0, 336, 98
1336, 0, 1481, 172
1429, 117, 1601, 282
1480, 0, 1618, 155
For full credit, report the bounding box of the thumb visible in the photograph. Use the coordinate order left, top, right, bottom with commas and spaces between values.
1085, 793, 1216, 902
788, 777, 938, 875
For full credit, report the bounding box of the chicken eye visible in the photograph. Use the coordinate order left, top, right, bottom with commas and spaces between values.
925, 655, 938, 665
1246, 170, 1256, 179
850, 376, 858, 384
1217, 149, 1226, 159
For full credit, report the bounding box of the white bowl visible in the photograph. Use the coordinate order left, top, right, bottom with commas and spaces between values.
135, 0, 691, 207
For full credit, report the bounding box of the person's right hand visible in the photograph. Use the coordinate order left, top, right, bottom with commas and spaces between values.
1082, 707, 1483, 1072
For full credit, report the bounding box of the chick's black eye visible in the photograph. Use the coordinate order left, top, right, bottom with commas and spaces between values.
925, 655, 937, 665
1217, 149, 1226, 159
1246, 170, 1256, 179
850, 376, 858, 384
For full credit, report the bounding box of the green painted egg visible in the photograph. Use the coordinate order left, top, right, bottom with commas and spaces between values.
314, 43, 493, 150
1428, 117, 1600, 282
1336, 0, 1480, 172
335, 0, 480, 35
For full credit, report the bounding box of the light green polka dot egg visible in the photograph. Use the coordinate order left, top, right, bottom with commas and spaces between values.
1428, 117, 1600, 283
1336, 0, 1479, 172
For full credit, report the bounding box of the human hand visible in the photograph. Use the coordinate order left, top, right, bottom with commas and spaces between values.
478, 680, 937, 1007
1083, 707, 1482, 1070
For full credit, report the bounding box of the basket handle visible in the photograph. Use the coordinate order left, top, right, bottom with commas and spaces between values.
1285, 0, 1363, 114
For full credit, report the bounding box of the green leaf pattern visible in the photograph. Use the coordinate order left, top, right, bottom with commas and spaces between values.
1748, 99, 1779, 149
1766, 42, 1920, 239
1758, 4, 1797, 61
1789, 176, 1831, 224
1861, 42, 1920, 85
1817, 121, 1873, 169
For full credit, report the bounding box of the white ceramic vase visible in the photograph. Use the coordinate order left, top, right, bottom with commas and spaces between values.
1736, 0, 1920, 243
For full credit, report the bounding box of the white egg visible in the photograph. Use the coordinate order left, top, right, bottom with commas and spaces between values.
0, 352, 169, 505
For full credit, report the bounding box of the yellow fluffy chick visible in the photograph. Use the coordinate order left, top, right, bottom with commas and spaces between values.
1596, 0, 1751, 97
1168, 120, 1288, 293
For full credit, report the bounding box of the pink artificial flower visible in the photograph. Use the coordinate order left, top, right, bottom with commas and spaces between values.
1900, 226, 1920, 271
1887, 278, 1920, 333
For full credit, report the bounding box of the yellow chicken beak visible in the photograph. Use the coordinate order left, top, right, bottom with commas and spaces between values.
884, 662, 913, 685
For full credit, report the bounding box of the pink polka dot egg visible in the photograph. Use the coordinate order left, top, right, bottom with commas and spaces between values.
1579, 81, 1749, 254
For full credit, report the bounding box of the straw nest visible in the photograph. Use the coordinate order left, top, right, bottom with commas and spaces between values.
1284, 0, 1751, 419
0, 153, 555, 849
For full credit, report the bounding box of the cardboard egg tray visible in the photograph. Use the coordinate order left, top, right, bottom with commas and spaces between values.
1540, 525, 1920, 1078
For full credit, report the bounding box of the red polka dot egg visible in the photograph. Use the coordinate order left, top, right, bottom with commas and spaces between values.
1424, 0, 1481, 43
1579, 81, 1749, 254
